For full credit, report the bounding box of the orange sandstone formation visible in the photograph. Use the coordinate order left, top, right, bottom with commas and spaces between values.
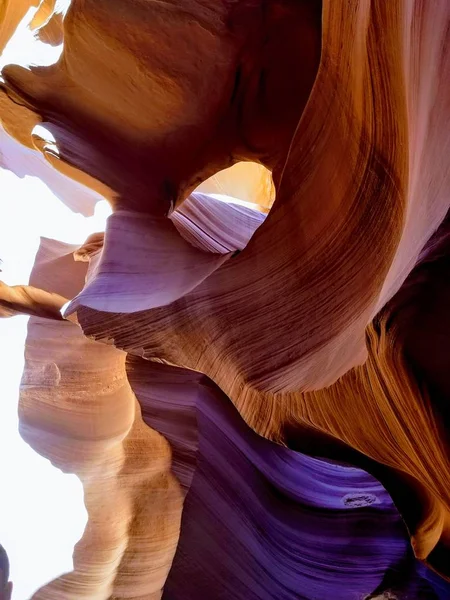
1, 0, 450, 598
21, 239, 183, 599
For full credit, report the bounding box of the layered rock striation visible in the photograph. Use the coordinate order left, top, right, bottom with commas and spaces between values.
1, 0, 450, 598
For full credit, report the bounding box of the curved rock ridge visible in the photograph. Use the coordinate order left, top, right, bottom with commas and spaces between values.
0, 0, 450, 597
131, 358, 449, 600
58, 0, 450, 576
14, 235, 450, 599
0, 123, 110, 217
1, 0, 320, 212
20, 238, 183, 599
65, 191, 267, 313
0, 279, 67, 319
15, 235, 450, 598
170, 192, 267, 254
49, 0, 448, 394
68, 208, 450, 582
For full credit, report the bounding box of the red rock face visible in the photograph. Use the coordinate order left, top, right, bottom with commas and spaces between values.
1, 0, 450, 598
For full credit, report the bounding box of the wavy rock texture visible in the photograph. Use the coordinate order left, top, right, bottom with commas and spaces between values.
15, 235, 450, 599
14, 240, 450, 599
20, 238, 183, 599
1, 0, 450, 598
129, 357, 450, 600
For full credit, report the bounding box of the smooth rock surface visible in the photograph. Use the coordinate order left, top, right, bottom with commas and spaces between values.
1, 0, 450, 597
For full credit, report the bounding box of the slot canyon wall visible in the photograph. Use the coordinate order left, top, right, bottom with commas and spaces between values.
1, 0, 450, 598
